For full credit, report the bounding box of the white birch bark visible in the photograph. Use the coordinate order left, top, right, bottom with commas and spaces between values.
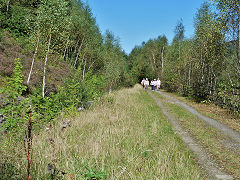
151, 51, 156, 65
27, 35, 40, 86
42, 33, 52, 98
6, 0, 10, 14
74, 37, 84, 68
87, 61, 95, 72
82, 58, 87, 81
161, 46, 164, 74
63, 37, 69, 61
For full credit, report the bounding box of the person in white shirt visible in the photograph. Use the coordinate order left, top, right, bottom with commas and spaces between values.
153, 79, 157, 90
150, 80, 154, 91
144, 78, 149, 90
157, 78, 161, 90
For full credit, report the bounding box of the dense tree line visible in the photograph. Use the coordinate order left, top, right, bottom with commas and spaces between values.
129, 1, 240, 115
0, 0, 132, 131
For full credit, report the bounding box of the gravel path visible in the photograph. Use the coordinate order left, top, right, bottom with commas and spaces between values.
148, 92, 234, 180
157, 91, 240, 145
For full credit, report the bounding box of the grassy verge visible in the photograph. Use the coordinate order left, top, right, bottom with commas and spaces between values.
1, 85, 205, 179
161, 90, 240, 133
153, 91, 240, 178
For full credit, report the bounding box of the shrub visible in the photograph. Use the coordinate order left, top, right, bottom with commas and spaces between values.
0, 58, 29, 131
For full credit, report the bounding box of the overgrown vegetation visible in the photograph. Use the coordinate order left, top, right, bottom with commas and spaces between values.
0, 1, 134, 178
129, 1, 240, 115
1, 0, 240, 178
0, 0, 132, 132
0, 58, 29, 131
0, 85, 205, 179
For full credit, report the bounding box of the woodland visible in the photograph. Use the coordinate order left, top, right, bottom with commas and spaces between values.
0, 0, 239, 133
1, 0, 240, 179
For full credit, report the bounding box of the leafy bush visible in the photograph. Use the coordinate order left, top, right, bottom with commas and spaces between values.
6, 5, 31, 36
31, 92, 61, 125
83, 71, 105, 101
30, 70, 105, 126
0, 58, 29, 130
0, 11, 6, 28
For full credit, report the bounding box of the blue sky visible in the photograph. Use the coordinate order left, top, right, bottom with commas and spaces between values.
82, 0, 206, 54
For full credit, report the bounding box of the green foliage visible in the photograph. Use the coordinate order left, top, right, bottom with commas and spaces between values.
7, 58, 27, 96
0, 0, 134, 132
103, 30, 128, 91
0, 58, 29, 130
32, 92, 61, 125
0, 12, 6, 28
128, 35, 168, 84
84, 165, 107, 180
129, 1, 239, 114
57, 72, 85, 109
174, 19, 185, 41
7, 5, 31, 35
83, 71, 105, 101
30, 69, 106, 125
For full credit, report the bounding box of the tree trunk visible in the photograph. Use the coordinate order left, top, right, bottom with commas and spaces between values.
42, 33, 52, 98
63, 37, 69, 61
87, 61, 95, 72
71, 39, 80, 64
201, 49, 205, 83
227, 73, 234, 87
27, 35, 40, 86
109, 81, 113, 94
161, 46, 164, 74
6, 0, 10, 15
81, 51, 86, 64
151, 51, 156, 65
74, 37, 84, 69
188, 63, 191, 86
82, 58, 87, 81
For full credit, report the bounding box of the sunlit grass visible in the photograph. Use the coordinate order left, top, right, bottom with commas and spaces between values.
162, 90, 240, 133
153, 91, 240, 178
1, 85, 205, 179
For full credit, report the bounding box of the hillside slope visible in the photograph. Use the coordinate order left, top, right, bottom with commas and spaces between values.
0, 31, 72, 92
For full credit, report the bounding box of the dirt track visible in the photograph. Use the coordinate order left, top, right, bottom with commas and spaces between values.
149, 91, 235, 180
157, 91, 240, 144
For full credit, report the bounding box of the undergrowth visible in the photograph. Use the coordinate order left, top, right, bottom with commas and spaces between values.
0, 85, 205, 179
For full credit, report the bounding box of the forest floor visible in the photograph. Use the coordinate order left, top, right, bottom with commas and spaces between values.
149, 89, 240, 179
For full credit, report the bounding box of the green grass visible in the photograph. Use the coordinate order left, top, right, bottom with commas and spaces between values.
0, 85, 205, 179
153, 91, 240, 178
162, 90, 240, 133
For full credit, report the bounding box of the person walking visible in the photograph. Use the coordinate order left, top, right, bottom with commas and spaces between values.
153, 79, 157, 90
150, 80, 155, 91
157, 78, 161, 90
144, 78, 149, 90
141, 78, 145, 88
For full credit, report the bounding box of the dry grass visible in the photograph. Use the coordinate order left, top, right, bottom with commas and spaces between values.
1, 85, 205, 179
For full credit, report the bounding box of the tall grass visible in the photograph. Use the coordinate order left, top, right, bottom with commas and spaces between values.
0, 85, 205, 179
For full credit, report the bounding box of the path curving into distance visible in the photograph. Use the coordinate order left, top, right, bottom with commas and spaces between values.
157, 91, 240, 144
148, 92, 234, 180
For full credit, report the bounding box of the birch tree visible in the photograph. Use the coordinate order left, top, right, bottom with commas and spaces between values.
193, 2, 225, 98
36, 0, 68, 97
